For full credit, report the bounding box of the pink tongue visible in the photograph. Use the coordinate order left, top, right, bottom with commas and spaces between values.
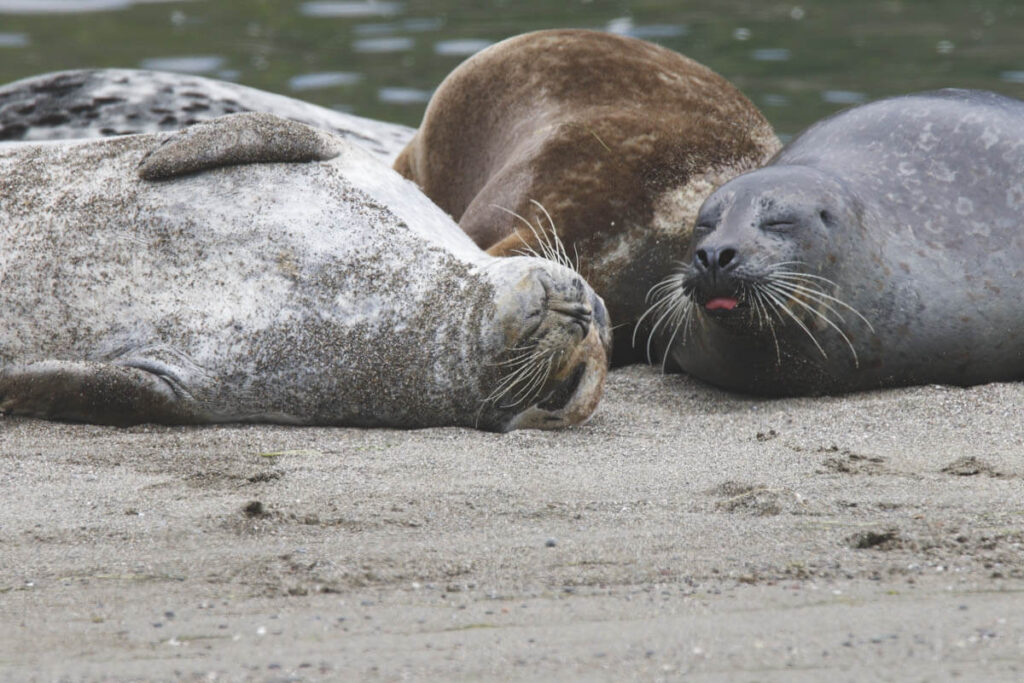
705, 297, 739, 311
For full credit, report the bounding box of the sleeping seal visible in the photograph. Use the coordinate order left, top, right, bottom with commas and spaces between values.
655, 89, 1024, 395
0, 68, 414, 163
394, 29, 781, 364
0, 113, 609, 430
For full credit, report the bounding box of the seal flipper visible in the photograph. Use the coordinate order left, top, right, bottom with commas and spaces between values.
0, 360, 206, 426
138, 111, 344, 181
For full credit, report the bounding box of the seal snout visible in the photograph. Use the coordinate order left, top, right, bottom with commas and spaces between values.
692, 243, 744, 312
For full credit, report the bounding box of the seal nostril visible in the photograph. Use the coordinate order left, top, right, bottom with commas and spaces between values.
718, 248, 737, 268
548, 300, 593, 336
570, 306, 592, 335
696, 249, 709, 268
575, 312, 592, 336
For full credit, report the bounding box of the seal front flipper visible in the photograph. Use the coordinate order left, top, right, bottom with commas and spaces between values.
137, 111, 344, 180
0, 360, 206, 426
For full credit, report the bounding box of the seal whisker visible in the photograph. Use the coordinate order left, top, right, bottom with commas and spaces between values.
659, 298, 694, 372
758, 286, 828, 359
494, 351, 541, 369
491, 204, 560, 265
496, 349, 547, 386
763, 281, 859, 364
633, 279, 671, 340
754, 288, 783, 363
485, 342, 564, 409
746, 284, 766, 330
770, 270, 847, 292
769, 271, 875, 331
776, 283, 869, 339
638, 301, 672, 363
767, 279, 850, 326
645, 275, 684, 303
762, 292, 783, 363
486, 367, 530, 402
505, 352, 558, 406
487, 349, 544, 397
487, 364, 538, 407
632, 269, 695, 364
530, 199, 576, 273
636, 284, 684, 362
650, 290, 692, 365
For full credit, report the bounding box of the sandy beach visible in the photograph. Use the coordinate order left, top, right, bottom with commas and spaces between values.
2, 365, 1023, 681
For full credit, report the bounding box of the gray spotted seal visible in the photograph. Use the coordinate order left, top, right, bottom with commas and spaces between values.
0, 113, 609, 430
0, 68, 414, 163
652, 89, 1024, 395
394, 29, 781, 364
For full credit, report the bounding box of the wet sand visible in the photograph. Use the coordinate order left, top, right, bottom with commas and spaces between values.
2, 365, 1023, 681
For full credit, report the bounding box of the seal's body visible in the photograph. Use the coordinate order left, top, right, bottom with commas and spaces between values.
0, 114, 608, 430
662, 89, 1024, 395
394, 29, 781, 363
0, 69, 414, 163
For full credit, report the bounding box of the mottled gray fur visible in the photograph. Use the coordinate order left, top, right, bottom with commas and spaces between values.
0, 69, 414, 163
0, 114, 607, 429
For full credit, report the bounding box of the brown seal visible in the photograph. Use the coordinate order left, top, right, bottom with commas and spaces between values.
394, 29, 781, 364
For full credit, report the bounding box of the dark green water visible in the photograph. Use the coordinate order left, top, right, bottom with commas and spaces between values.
1, 0, 1023, 138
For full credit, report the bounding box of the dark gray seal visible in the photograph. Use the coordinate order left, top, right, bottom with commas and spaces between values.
0, 68, 414, 163
648, 89, 1024, 395
0, 113, 609, 430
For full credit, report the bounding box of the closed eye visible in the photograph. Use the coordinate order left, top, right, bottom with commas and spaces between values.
512, 310, 545, 348
763, 221, 795, 232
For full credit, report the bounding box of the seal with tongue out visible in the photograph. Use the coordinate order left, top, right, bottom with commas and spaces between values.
639, 89, 1024, 396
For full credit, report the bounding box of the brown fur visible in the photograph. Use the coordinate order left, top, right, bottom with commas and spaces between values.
395, 29, 780, 364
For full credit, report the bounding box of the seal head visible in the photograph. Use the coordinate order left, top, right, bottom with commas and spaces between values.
686, 166, 861, 323
479, 258, 609, 430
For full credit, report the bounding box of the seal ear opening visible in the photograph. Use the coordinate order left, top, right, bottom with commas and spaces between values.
137, 112, 344, 181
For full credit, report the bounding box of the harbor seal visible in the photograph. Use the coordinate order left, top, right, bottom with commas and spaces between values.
394, 29, 781, 364
0, 113, 609, 430
0, 68, 414, 163
655, 89, 1024, 395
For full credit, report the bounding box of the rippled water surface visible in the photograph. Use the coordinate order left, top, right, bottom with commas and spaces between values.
1, 0, 1023, 137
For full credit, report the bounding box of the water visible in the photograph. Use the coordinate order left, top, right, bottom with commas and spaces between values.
1, 0, 1023, 137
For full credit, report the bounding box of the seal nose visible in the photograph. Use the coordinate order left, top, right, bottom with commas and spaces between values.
694, 245, 740, 274
549, 300, 593, 336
